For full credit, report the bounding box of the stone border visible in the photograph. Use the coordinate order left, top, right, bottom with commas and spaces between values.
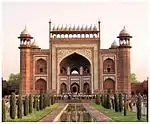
53, 104, 68, 122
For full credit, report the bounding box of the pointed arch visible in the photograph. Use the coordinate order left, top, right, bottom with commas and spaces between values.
35, 58, 47, 74
103, 58, 115, 74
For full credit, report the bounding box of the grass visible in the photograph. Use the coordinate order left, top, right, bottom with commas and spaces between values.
92, 103, 147, 122
6, 103, 59, 122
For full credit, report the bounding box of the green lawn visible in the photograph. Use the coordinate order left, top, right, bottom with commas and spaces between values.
92, 103, 147, 122
6, 103, 59, 122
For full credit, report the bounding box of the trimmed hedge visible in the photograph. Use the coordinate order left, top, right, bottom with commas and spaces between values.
33, 95, 36, 109
24, 95, 29, 116
95, 94, 100, 105
36, 96, 39, 111
40, 93, 44, 110
43, 93, 47, 109
118, 93, 123, 112
124, 94, 127, 116
10, 92, 16, 119
2, 99, 6, 122
136, 93, 142, 120
106, 94, 111, 109
114, 93, 119, 112
29, 94, 33, 114
17, 95, 22, 119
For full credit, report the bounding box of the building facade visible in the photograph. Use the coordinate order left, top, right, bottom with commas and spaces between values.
18, 21, 132, 95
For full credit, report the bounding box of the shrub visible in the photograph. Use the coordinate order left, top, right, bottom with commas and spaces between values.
36, 96, 39, 111
29, 94, 33, 113
47, 94, 50, 107
2, 99, 6, 122
114, 93, 119, 112
124, 94, 127, 116
101, 94, 104, 107
111, 98, 115, 109
33, 95, 36, 109
40, 92, 44, 110
95, 94, 100, 105
51, 95, 54, 105
103, 94, 107, 108
24, 95, 29, 116
118, 93, 123, 112
17, 95, 22, 119
107, 94, 111, 109
136, 93, 142, 120
43, 93, 47, 109
10, 92, 16, 119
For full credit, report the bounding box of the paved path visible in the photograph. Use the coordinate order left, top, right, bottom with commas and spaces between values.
39, 103, 113, 122
39, 103, 67, 122
83, 103, 114, 122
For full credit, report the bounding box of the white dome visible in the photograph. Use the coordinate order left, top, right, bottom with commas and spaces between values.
31, 40, 39, 47
111, 40, 118, 48
21, 25, 30, 35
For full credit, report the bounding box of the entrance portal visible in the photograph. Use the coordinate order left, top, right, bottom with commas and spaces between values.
71, 83, 80, 94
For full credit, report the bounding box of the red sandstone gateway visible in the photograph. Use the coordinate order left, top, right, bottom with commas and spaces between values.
18, 21, 132, 96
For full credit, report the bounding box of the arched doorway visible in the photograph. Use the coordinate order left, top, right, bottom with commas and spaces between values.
83, 83, 90, 94
71, 83, 80, 94
60, 83, 67, 94
35, 59, 47, 74
35, 79, 47, 93
59, 53, 91, 76
103, 78, 115, 92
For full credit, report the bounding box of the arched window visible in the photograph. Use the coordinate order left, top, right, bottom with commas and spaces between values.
35, 79, 47, 93
103, 78, 115, 92
60, 67, 67, 75
103, 58, 115, 74
83, 66, 90, 75
71, 67, 79, 75
35, 59, 47, 74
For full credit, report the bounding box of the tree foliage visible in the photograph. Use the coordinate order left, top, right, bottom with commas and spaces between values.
8, 73, 21, 85
131, 73, 138, 83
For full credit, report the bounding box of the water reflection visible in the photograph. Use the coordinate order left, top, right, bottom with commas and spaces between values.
59, 104, 96, 122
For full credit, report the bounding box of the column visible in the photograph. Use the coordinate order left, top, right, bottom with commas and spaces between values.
80, 66, 83, 75
67, 66, 70, 75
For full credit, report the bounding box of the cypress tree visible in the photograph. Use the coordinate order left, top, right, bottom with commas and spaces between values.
24, 95, 29, 116
114, 93, 119, 112
124, 94, 127, 116
36, 96, 39, 111
10, 92, 16, 119
119, 93, 123, 112
47, 94, 50, 107
104, 94, 107, 108
136, 93, 142, 120
107, 94, 111, 109
40, 92, 44, 110
43, 93, 47, 109
111, 98, 115, 109
29, 94, 33, 114
95, 94, 100, 105
17, 95, 22, 119
2, 99, 6, 122
101, 94, 104, 107
33, 95, 36, 109
51, 95, 54, 105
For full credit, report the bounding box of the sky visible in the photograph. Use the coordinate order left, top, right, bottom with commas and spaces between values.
1, 1, 148, 81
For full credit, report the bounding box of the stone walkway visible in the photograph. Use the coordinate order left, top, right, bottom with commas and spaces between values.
83, 103, 114, 122
39, 103, 67, 122
39, 103, 113, 122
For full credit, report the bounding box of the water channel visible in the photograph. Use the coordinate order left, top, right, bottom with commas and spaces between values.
57, 103, 97, 122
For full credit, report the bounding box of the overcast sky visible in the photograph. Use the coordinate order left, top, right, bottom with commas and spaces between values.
2, 1, 148, 81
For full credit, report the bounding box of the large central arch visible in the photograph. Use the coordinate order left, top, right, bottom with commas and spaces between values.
58, 52, 92, 94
